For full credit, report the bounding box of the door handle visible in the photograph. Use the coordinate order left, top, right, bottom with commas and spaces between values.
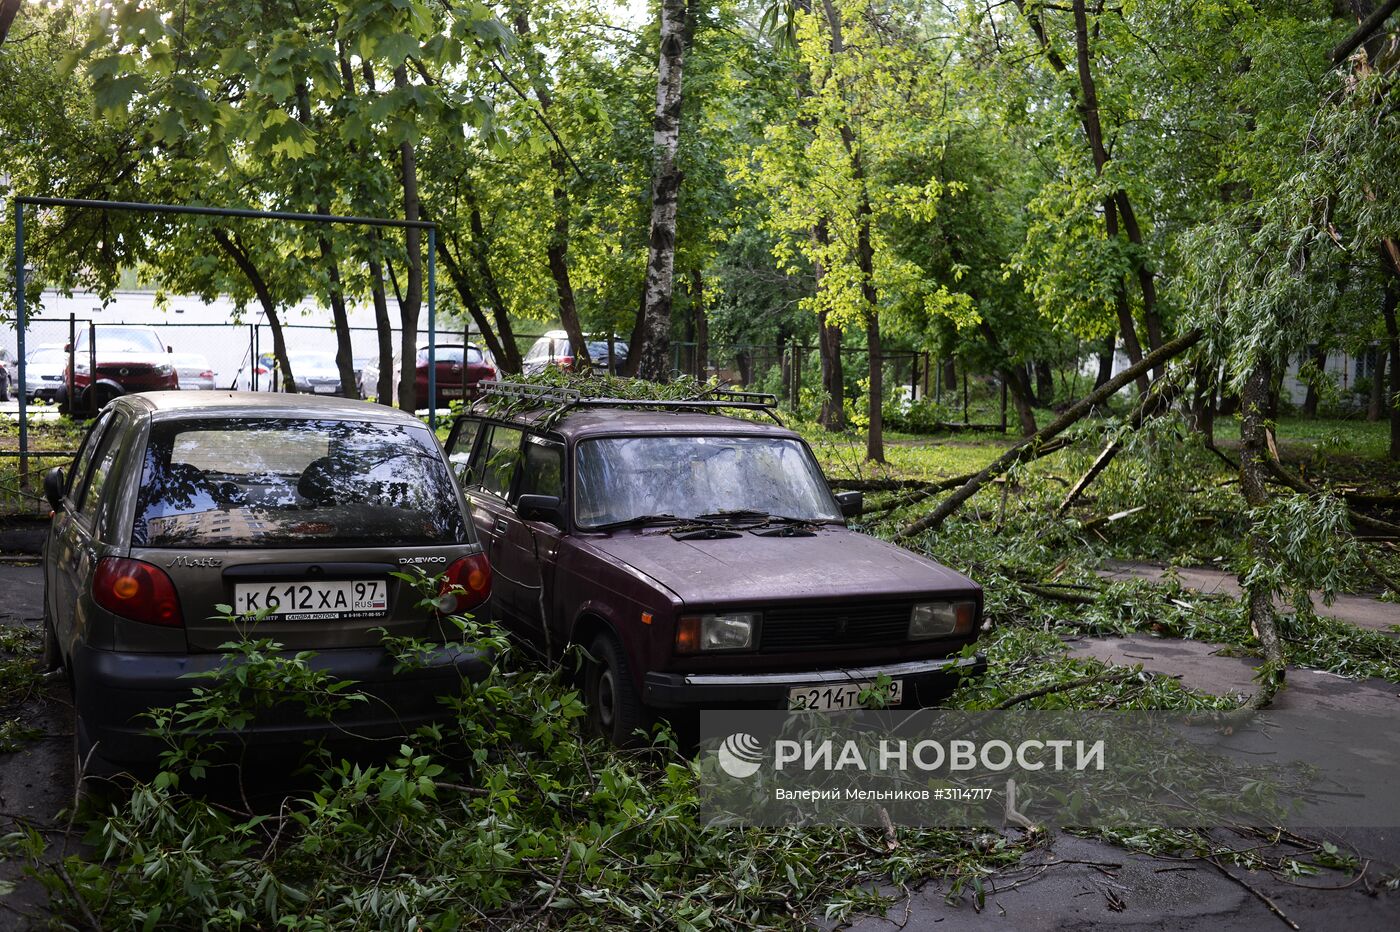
492, 519, 508, 535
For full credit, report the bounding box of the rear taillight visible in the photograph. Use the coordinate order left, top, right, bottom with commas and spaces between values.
199, 370, 214, 379
557, 356, 575, 371
255, 365, 269, 375
438, 554, 491, 615
93, 557, 184, 627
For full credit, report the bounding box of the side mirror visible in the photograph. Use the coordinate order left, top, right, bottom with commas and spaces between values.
44, 468, 65, 511
834, 490, 863, 518
517, 493, 565, 528
167, 346, 174, 353
63, 343, 72, 352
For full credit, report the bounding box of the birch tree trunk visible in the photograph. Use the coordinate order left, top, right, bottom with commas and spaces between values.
637, 0, 689, 381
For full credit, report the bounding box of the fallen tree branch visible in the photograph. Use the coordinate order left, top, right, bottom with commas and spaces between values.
1057, 380, 1186, 516
1020, 583, 1097, 605
1260, 451, 1400, 536
1330, 0, 1400, 65
992, 670, 1141, 709
1205, 443, 1240, 471
1207, 858, 1300, 930
834, 473, 977, 493
1357, 547, 1400, 596
897, 328, 1204, 541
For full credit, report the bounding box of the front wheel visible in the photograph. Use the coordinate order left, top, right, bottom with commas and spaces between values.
584, 633, 648, 747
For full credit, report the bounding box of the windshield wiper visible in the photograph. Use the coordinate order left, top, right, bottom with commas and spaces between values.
695, 510, 825, 526
694, 509, 770, 521
590, 513, 685, 531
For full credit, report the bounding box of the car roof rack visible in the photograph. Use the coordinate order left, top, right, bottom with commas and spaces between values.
478, 381, 784, 424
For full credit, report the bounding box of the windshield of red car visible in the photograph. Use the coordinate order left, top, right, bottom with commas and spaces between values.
76, 327, 164, 354
574, 435, 841, 529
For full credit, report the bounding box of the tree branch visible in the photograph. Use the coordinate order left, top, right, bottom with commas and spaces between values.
898, 328, 1203, 540
1331, 0, 1400, 65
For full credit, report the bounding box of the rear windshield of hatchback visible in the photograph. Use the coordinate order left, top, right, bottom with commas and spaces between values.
132, 417, 467, 549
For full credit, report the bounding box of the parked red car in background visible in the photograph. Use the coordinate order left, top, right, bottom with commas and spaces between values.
60, 325, 179, 413
416, 344, 497, 408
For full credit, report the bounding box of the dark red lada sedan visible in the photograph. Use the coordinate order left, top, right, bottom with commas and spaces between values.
415, 344, 497, 408
447, 385, 985, 745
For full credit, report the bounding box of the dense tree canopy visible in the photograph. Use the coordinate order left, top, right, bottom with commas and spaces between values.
2, 0, 1398, 452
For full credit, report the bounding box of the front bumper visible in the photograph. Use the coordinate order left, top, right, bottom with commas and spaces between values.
72, 642, 491, 766
643, 654, 986, 709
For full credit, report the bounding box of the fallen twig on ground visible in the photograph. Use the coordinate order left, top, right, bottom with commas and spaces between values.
992, 670, 1142, 709
1206, 858, 1299, 930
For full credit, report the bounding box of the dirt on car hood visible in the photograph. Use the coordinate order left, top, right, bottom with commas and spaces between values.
580, 525, 978, 607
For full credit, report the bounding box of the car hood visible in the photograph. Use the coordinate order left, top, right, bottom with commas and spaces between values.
580, 525, 978, 607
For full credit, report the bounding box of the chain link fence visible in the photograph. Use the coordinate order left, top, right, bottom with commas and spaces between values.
3, 318, 942, 517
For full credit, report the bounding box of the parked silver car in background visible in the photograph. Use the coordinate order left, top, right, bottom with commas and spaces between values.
23, 344, 69, 402
171, 352, 216, 390
522, 331, 629, 375
288, 349, 363, 396
0, 347, 15, 401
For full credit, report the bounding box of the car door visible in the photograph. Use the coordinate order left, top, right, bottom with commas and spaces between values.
48, 411, 123, 648
457, 421, 526, 622
497, 434, 565, 647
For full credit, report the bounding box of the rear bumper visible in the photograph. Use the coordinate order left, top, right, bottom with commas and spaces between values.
643, 654, 986, 709
72, 642, 491, 766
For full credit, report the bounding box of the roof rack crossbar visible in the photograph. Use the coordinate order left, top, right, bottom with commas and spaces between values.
477, 381, 784, 423
479, 382, 582, 407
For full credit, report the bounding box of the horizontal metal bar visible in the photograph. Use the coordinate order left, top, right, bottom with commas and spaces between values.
15, 196, 435, 230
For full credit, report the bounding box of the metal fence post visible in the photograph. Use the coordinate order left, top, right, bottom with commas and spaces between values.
87, 321, 97, 416
14, 201, 26, 483
427, 227, 437, 432
67, 314, 76, 406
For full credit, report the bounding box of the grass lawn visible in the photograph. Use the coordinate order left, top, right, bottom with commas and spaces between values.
1215, 415, 1396, 463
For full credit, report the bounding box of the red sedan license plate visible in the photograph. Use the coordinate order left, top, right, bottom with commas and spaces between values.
789, 679, 903, 712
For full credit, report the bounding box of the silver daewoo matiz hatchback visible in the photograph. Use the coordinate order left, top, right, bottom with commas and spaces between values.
41, 392, 492, 775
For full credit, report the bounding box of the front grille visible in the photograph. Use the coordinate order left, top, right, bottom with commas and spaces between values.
760, 601, 913, 652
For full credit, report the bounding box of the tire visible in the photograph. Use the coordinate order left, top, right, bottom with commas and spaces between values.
584, 633, 648, 747
55, 383, 70, 416
41, 616, 62, 673
0, 370, 10, 402
84, 382, 121, 412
